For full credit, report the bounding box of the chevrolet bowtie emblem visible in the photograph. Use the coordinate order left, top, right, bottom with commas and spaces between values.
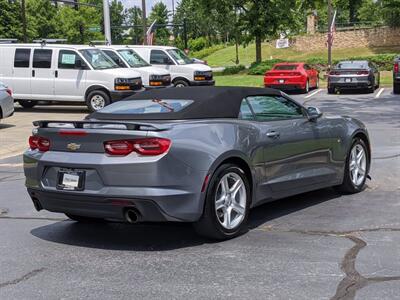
67, 143, 81, 151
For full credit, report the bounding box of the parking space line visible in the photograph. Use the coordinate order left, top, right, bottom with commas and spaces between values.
304, 89, 322, 99
375, 88, 385, 99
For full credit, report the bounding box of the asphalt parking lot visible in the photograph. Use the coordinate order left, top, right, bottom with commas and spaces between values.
0, 88, 399, 299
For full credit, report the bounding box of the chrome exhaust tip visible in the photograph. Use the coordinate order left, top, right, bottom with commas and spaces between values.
124, 208, 140, 223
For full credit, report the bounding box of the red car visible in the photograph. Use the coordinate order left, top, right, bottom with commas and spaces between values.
264, 63, 319, 93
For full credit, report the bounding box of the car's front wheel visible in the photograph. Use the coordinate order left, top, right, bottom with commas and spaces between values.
394, 82, 400, 94
86, 90, 111, 112
336, 138, 369, 194
194, 164, 250, 240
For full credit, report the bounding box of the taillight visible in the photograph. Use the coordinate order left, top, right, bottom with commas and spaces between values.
6, 88, 12, 96
357, 71, 369, 75
104, 138, 171, 156
288, 72, 301, 76
29, 136, 50, 152
329, 71, 339, 76
394, 63, 399, 73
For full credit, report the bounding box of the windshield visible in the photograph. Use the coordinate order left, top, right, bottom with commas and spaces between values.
99, 99, 193, 114
79, 49, 119, 70
337, 62, 367, 69
117, 49, 150, 68
167, 49, 192, 65
274, 65, 298, 70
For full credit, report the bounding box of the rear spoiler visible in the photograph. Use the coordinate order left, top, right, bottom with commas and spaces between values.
33, 120, 171, 131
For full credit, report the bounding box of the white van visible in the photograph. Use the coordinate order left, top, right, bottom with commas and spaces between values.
0, 44, 144, 111
130, 46, 215, 87
98, 45, 172, 89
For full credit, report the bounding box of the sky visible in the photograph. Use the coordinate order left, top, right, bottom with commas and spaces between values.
120, 0, 177, 16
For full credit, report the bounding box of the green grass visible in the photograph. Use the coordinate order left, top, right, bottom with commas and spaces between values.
206, 43, 400, 67
215, 71, 393, 88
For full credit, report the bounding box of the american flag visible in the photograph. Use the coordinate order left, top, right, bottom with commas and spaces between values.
327, 10, 337, 47
146, 20, 157, 46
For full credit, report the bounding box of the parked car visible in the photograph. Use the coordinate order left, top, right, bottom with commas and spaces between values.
0, 81, 14, 120
98, 45, 172, 89
0, 43, 145, 111
393, 56, 400, 94
264, 63, 319, 93
328, 60, 380, 94
130, 45, 215, 87
24, 86, 371, 240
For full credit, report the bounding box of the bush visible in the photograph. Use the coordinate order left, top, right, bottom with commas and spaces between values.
188, 37, 208, 52
247, 54, 397, 75
191, 44, 225, 59
220, 65, 246, 75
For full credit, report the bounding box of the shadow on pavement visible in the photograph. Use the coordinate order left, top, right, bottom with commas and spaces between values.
30, 187, 341, 251
0, 123, 15, 130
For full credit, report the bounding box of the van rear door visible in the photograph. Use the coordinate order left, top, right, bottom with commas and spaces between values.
54, 49, 88, 101
31, 48, 55, 100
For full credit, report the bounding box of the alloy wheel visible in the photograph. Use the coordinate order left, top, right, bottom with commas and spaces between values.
349, 143, 367, 186
90, 95, 106, 110
214, 172, 247, 230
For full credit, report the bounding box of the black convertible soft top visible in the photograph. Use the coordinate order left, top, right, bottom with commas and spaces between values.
89, 86, 282, 120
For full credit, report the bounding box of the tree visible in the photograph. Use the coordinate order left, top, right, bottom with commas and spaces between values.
0, 0, 23, 40
358, 0, 383, 25
382, 0, 400, 27
126, 6, 143, 44
109, 0, 126, 43
26, 0, 58, 40
148, 2, 170, 45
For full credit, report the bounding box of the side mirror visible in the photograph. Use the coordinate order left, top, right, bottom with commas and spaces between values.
306, 106, 323, 121
163, 57, 173, 65
75, 60, 88, 70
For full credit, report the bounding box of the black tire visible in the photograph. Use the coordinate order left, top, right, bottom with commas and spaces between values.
315, 77, 320, 89
335, 138, 369, 194
65, 213, 104, 223
302, 80, 310, 94
193, 164, 251, 240
328, 87, 335, 94
173, 79, 189, 87
18, 100, 36, 109
394, 82, 400, 94
85, 90, 111, 112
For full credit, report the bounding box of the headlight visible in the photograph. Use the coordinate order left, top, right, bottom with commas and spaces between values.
149, 74, 163, 81
115, 77, 142, 90
194, 71, 212, 81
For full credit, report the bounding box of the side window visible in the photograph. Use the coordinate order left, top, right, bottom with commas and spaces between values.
150, 50, 169, 64
239, 99, 254, 120
103, 50, 126, 68
246, 95, 304, 121
58, 50, 79, 69
304, 64, 310, 70
33, 49, 52, 68
14, 48, 31, 68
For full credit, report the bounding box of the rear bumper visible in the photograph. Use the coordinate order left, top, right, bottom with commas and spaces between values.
110, 88, 146, 102
189, 80, 215, 86
328, 82, 371, 89
328, 76, 371, 90
264, 84, 304, 90
23, 151, 207, 222
28, 188, 179, 222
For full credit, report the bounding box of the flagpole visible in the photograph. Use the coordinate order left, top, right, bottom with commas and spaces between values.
328, 0, 332, 70
142, 0, 147, 45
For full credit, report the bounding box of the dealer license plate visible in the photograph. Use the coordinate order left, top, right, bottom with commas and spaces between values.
345, 78, 352, 83
57, 170, 85, 191
278, 79, 285, 84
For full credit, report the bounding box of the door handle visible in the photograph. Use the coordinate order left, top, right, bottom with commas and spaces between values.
32, 70, 35, 77
55, 70, 58, 78
266, 131, 280, 138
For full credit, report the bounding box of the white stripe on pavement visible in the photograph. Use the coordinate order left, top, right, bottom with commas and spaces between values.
304, 89, 322, 99
375, 88, 385, 99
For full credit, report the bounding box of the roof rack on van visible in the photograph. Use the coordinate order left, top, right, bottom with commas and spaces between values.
0, 39, 18, 44
33, 39, 67, 46
89, 40, 111, 46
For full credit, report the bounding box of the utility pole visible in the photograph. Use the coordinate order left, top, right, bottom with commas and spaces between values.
142, 0, 147, 45
327, 0, 332, 70
103, 0, 112, 45
21, 0, 27, 42
171, 0, 175, 18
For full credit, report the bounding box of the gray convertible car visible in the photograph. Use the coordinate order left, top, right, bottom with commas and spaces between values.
24, 87, 371, 239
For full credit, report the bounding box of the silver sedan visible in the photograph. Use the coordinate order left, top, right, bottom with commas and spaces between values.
0, 81, 14, 120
